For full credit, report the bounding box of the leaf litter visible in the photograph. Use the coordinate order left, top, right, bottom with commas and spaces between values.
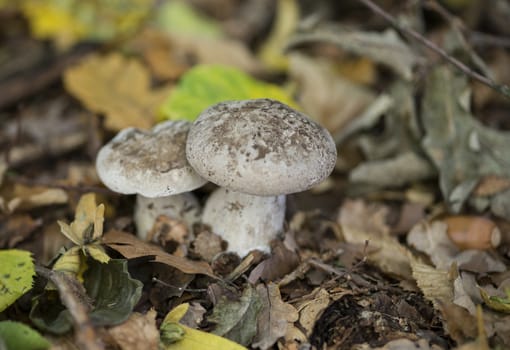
1, 1, 510, 350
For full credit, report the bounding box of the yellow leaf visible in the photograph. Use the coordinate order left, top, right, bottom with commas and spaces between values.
258, 0, 299, 70
52, 246, 82, 275
86, 244, 110, 264
161, 303, 247, 350
64, 53, 171, 131
58, 193, 104, 245
21, 0, 151, 50
57, 220, 82, 246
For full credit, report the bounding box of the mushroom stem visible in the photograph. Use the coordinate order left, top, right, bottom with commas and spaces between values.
201, 187, 286, 257
134, 193, 201, 241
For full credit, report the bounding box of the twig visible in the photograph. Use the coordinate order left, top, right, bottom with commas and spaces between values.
424, 0, 510, 49
354, 0, 510, 98
35, 266, 104, 350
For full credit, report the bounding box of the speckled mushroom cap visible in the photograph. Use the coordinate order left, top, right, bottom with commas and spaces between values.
96, 120, 207, 198
186, 99, 337, 196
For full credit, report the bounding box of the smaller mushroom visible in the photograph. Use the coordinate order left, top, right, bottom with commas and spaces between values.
96, 120, 207, 240
186, 99, 337, 256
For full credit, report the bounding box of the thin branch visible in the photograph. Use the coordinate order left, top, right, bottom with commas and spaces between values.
354, 0, 510, 98
424, 0, 510, 49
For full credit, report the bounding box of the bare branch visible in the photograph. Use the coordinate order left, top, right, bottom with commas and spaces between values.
354, 0, 510, 99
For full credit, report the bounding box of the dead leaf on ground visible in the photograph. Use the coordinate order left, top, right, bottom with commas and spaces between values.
288, 53, 375, 136
252, 283, 299, 350
287, 26, 422, 80
1, 183, 68, 213
338, 199, 414, 280
108, 310, 159, 350
103, 230, 216, 278
208, 284, 262, 346
64, 53, 171, 131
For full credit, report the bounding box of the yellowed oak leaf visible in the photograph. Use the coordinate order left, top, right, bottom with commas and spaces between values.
64, 53, 171, 131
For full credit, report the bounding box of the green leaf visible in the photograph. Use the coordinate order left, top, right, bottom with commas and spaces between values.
158, 65, 298, 122
84, 259, 143, 326
0, 249, 35, 312
30, 290, 73, 334
480, 288, 510, 313
30, 259, 142, 333
154, 0, 223, 39
208, 285, 262, 346
0, 321, 50, 350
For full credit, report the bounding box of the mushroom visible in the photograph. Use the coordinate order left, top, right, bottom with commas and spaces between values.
186, 99, 337, 256
96, 120, 207, 240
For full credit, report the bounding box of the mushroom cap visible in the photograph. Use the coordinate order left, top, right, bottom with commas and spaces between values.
186, 99, 337, 196
96, 120, 207, 197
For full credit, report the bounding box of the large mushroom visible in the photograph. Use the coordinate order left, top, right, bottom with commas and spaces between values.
186, 99, 337, 256
96, 120, 207, 240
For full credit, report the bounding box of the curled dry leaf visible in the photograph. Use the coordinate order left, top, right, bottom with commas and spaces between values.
103, 230, 216, 277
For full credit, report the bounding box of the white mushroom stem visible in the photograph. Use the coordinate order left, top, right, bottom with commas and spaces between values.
202, 188, 285, 257
134, 193, 201, 241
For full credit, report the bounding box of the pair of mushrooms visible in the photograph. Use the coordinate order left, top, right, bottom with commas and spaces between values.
96, 99, 337, 257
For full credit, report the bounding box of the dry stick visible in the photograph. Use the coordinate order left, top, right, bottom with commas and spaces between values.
354, 0, 510, 98
424, 0, 510, 49
35, 266, 104, 350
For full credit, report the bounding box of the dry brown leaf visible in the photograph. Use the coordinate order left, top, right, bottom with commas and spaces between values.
0, 214, 42, 247
407, 220, 459, 270
108, 310, 159, 350
293, 287, 331, 337
288, 53, 375, 135
103, 230, 216, 278
473, 175, 510, 197
64, 53, 171, 131
2, 184, 68, 213
338, 199, 413, 280
408, 255, 454, 309
253, 283, 299, 350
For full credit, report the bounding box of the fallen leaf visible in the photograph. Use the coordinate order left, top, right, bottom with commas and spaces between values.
154, 0, 223, 39
252, 283, 299, 350
103, 230, 216, 277
21, 0, 150, 49
0, 321, 50, 350
4, 184, 68, 213
421, 66, 510, 216
208, 285, 262, 346
288, 53, 375, 135
349, 151, 435, 187
158, 64, 298, 122
407, 220, 459, 270
53, 193, 109, 274
338, 199, 413, 280
257, 0, 299, 70
109, 310, 159, 350
161, 303, 246, 350
293, 288, 331, 337
287, 26, 421, 80
408, 255, 454, 310
64, 53, 170, 131
0, 249, 35, 312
